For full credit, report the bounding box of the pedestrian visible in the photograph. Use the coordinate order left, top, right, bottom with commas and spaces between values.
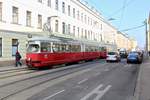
15, 51, 22, 67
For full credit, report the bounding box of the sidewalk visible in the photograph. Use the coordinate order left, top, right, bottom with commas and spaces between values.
134, 57, 150, 100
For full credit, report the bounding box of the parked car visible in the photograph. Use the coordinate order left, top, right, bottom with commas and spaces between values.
106, 52, 121, 62
127, 52, 142, 64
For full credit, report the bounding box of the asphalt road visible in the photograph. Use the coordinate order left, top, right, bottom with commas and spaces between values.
0, 59, 139, 100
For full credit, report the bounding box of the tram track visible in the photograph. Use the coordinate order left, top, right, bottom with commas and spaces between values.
0, 60, 109, 100
0, 67, 26, 73
0, 69, 36, 80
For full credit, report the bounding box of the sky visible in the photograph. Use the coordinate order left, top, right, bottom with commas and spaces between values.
85, 0, 150, 48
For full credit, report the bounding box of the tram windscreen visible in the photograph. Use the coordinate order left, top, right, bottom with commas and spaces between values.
27, 44, 39, 53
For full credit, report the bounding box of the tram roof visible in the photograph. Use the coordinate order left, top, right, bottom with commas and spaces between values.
79, 39, 100, 46
28, 36, 61, 42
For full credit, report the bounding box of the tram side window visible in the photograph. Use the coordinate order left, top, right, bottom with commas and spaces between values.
101, 47, 106, 51
52, 43, 60, 52
71, 45, 81, 52
27, 44, 39, 53
85, 46, 89, 52
66, 44, 71, 52
41, 42, 51, 52
60, 44, 66, 52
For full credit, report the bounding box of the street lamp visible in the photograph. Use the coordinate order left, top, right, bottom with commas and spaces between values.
43, 15, 59, 36
108, 18, 116, 21
144, 19, 148, 57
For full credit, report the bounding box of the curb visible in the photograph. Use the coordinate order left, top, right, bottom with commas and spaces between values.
133, 63, 142, 100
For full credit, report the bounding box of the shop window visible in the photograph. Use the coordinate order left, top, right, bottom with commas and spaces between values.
12, 39, 18, 56
0, 38, 2, 57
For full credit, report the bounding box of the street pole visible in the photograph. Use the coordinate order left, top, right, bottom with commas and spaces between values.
148, 12, 150, 56
145, 19, 148, 57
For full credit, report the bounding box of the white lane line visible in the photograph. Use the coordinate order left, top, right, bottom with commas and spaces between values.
124, 64, 131, 67
78, 78, 88, 84
81, 84, 112, 100
43, 90, 65, 100
81, 84, 103, 100
94, 85, 112, 100
104, 68, 109, 71
94, 72, 101, 77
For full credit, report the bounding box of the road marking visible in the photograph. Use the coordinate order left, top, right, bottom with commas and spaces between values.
81, 84, 103, 100
43, 90, 65, 100
104, 68, 109, 71
94, 85, 111, 100
78, 78, 88, 84
94, 72, 101, 77
124, 64, 131, 67
81, 84, 111, 100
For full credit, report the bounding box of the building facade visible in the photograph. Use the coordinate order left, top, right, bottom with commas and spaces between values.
0, 0, 119, 65
116, 31, 136, 51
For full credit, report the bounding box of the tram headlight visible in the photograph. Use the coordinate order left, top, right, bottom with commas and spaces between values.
28, 58, 31, 61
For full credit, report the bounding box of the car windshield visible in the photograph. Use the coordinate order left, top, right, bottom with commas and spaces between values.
27, 44, 39, 53
128, 52, 138, 57
108, 52, 116, 55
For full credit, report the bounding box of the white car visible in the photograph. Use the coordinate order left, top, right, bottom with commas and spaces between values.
106, 52, 121, 62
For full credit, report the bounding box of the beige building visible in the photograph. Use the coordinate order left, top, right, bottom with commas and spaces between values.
116, 31, 137, 51
130, 38, 138, 50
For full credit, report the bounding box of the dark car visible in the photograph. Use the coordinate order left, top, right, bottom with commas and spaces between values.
127, 52, 142, 64
119, 51, 128, 58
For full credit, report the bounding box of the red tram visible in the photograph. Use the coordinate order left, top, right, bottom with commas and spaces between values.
26, 37, 107, 68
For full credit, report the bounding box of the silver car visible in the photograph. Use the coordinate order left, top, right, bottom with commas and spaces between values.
106, 52, 121, 62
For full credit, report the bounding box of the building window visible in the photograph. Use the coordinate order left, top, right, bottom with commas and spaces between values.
100, 34, 102, 41
88, 17, 90, 25
77, 10, 79, 20
73, 8, 75, 18
73, 26, 75, 36
91, 19, 93, 25
68, 5, 70, 16
68, 24, 70, 34
38, 0, 42, 3
81, 28, 83, 38
88, 31, 90, 39
38, 14, 42, 29
12, 39, 18, 56
100, 24, 103, 30
55, 20, 59, 32
0, 2, 2, 21
47, 0, 51, 7
12, 6, 18, 24
47, 17, 51, 25
62, 22, 65, 34
62, 2, 65, 13
84, 15, 87, 24
55, 0, 59, 10
81, 13, 83, 22
85, 30, 87, 39
77, 27, 80, 37
0, 38, 2, 57
26, 11, 31, 26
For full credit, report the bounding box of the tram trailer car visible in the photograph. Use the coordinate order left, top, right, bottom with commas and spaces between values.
26, 37, 106, 68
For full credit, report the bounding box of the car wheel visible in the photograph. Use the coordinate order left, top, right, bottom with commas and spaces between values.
138, 61, 142, 64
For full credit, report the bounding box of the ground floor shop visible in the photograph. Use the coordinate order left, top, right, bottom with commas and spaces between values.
0, 30, 28, 66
